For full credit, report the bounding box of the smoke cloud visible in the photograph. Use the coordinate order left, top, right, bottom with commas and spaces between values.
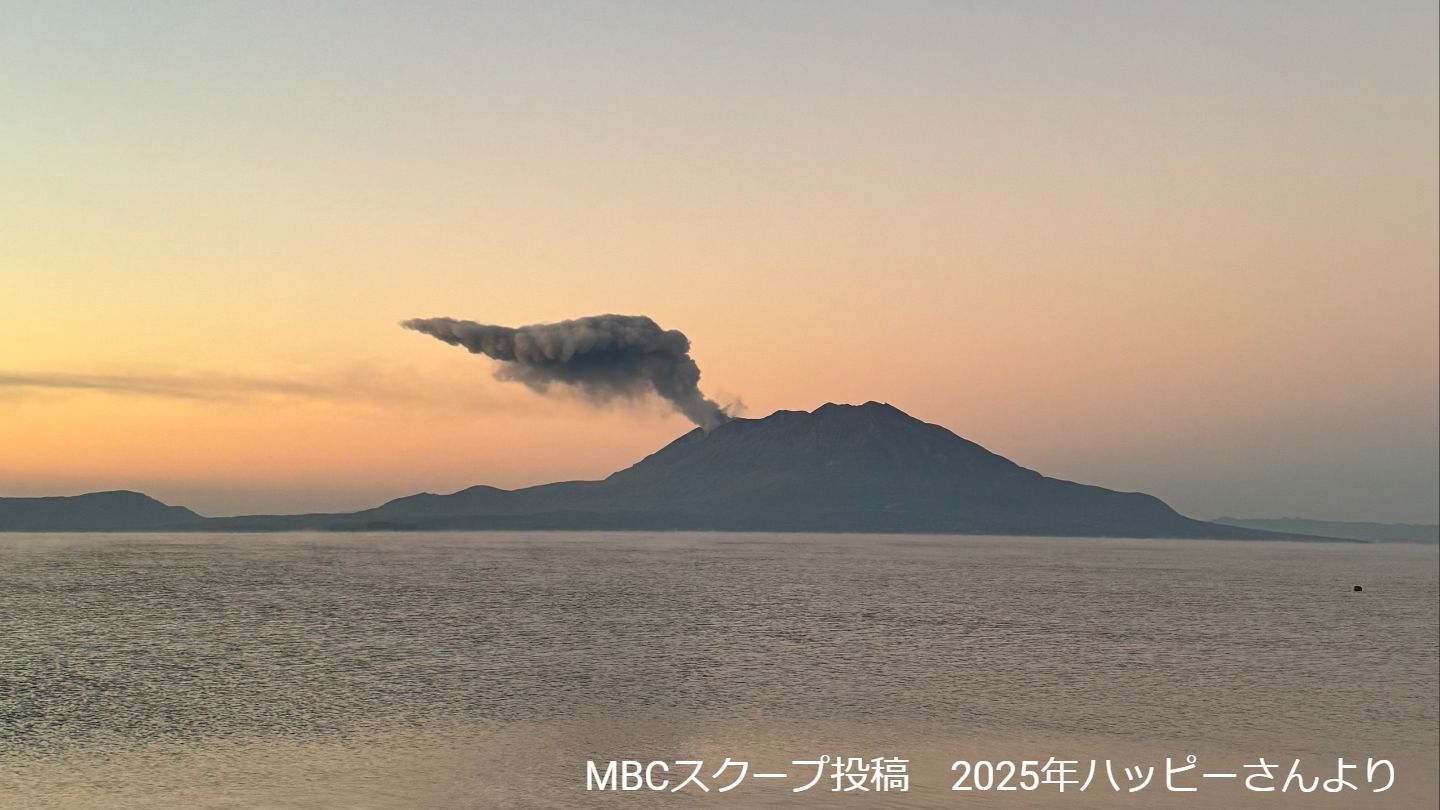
402, 314, 733, 430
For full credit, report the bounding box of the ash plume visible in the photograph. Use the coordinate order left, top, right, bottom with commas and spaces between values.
402, 314, 733, 430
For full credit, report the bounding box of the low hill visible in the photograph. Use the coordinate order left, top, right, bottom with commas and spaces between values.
0, 491, 200, 531
1214, 517, 1438, 543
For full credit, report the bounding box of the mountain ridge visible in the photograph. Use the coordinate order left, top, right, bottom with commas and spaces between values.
0, 403, 1341, 539
0, 490, 199, 531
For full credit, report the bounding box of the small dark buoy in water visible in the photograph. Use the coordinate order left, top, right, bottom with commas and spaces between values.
1353, 585, 1363, 592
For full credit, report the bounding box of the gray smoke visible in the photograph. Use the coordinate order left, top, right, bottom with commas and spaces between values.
402, 314, 732, 430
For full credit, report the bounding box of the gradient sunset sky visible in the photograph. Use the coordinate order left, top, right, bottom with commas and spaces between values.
3, 2, 1437, 522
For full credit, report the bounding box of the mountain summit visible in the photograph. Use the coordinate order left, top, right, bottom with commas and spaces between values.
363, 402, 1251, 537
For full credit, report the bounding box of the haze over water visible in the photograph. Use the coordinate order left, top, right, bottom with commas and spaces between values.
1, 532, 1435, 808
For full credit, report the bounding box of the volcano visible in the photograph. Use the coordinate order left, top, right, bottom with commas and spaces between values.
3, 402, 1294, 538
348, 401, 1264, 537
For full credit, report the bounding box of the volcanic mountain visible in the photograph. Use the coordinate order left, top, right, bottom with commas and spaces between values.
2, 403, 1293, 538
326, 401, 1265, 537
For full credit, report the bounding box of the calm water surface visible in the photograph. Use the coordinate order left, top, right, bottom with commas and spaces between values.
0, 532, 1435, 808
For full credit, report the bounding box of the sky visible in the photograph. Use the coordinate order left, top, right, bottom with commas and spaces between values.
2, 1, 1436, 522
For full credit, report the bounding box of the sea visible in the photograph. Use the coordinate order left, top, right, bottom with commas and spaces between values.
0, 532, 1435, 809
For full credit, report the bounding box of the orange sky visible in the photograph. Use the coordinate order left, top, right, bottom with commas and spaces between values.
2, 3, 1436, 521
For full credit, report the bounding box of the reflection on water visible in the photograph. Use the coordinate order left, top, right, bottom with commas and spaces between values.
0, 532, 1435, 808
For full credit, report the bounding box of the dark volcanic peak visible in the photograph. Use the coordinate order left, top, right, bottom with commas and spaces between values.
356, 401, 1262, 538
607, 401, 1025, 495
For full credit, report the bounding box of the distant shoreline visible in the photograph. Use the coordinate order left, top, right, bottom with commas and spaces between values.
4, 405, 1433, 544
0, 524, 1372, 543
1214, 517, 1439, 544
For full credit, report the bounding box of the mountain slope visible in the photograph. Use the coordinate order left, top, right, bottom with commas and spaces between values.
0, 491, 200, 531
